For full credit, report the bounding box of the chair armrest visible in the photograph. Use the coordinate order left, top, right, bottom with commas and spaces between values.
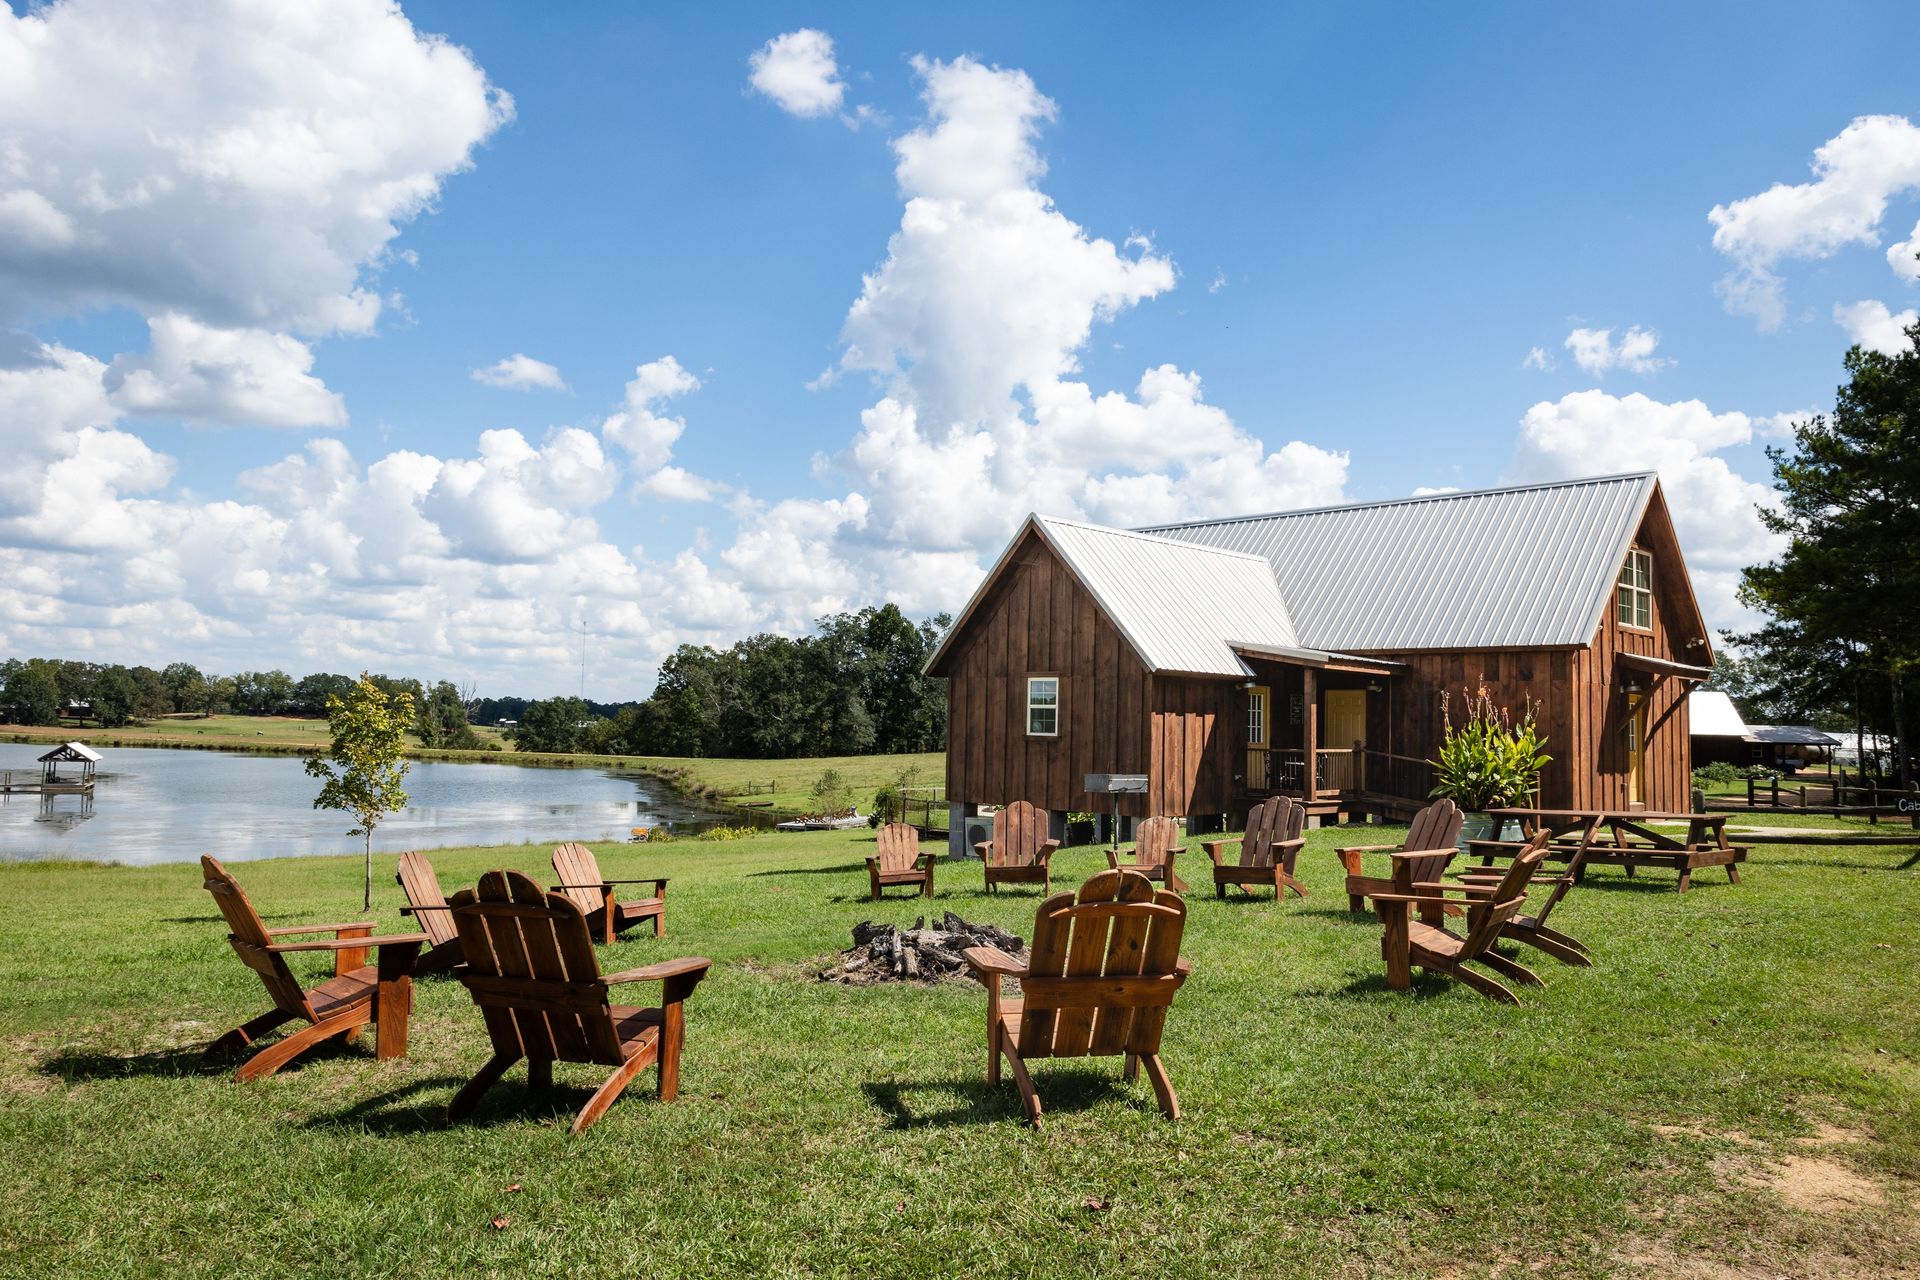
1035, 840, 1060, 862
603, 957, 713, 986
1174, 957, 1194, 977
551, 882, 614, 892
1413, 880, 1495, 895
600, 878, 669, 886
1334, 844, 1400, 856
399, 904, 454, 915
266, 921, 376, 936
1274, 837, 1306, 854
268, 933, 428, 952
972, 841, 992, 858
1201, 839, 1238, 866
964, 945, 1027, 978
1390, 847, 1458, 863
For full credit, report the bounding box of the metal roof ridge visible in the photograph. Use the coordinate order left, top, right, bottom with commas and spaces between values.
1131, 471, 1658, 532
1033, 512, 1276, 563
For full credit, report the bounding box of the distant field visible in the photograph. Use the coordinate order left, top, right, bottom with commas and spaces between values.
0, 714, 512, 753
626, 751, 946, 815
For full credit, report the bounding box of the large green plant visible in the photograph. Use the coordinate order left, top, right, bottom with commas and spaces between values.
1428, 687, 1552, 811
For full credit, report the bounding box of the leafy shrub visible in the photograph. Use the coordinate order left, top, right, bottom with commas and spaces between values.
695, 824, 761, 841
1691, 761, 1745, 786
1428, 687, 1552, 811
810, 768, 853, 814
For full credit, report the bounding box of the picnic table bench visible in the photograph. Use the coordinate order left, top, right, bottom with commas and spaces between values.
1468, 808, 1746, 893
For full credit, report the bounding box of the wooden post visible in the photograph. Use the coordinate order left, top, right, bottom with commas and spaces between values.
1302, 669, 1318, 797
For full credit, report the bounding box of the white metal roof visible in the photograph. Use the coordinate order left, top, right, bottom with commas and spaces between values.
1746, 724, 1841, 746
1034, 516, 1299, 676
1137, 473, 1661, 651
1688, 690, 1748, 738
38, 741, 102, 763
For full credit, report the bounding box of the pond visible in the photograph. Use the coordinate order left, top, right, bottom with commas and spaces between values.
0, 745, 749, 865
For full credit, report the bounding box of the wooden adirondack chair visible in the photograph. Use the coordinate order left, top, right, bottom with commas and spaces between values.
975, 800, 1059, 894
1201, 797, 1307, 899
1106, 815, 1187, 892
964, 869, 1193, 1127
1454, 840, 1594, 966
199, 855, 426, 1081
1334, 798, 1464, 913
867, 822, 936, 900
1363, 830, 1551, 1004
394, 851, 465, 974
447, 870, 711, 1135
550, 842, 667, 944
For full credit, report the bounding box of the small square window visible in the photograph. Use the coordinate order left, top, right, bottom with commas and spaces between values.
1027, 677, 1059, 737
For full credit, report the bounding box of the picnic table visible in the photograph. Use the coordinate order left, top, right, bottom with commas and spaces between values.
1467, 808, 1747, 893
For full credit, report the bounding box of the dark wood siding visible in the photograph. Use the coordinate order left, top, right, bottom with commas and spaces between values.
941, 531, 1153, 815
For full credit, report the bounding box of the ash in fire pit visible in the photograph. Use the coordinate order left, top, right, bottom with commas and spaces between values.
821, 912, 1027, 985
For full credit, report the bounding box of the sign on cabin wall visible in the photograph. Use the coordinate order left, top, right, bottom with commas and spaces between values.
1288, 694, 1304, 726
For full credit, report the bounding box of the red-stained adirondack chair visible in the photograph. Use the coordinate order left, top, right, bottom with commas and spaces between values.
199, 856, 426, 1081
394, 851, 464, 974
447, 870, 710, 1135
1364, 830, 1551, 1004
1106, 815, 1188, 892
867, 822, 936, 900
964, 869, 1193, 1127
1454, 839, 1594, 967
1334, 798, 1464, 913
550, 842, 667, 944
975, 800, 1059, 894
1202, 797, 1307, 899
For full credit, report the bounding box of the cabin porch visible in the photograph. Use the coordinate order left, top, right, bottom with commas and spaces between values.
1234, 652, 1430, 822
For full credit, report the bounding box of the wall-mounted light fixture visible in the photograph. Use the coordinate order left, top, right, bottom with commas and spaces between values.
1365, 681, 1384, 694
1620, 675, 1643, 695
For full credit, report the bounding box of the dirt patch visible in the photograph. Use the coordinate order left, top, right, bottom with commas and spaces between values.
1765, 1154, 1886, 1213
1648, 1121, 1758, 1146
1801, 1121, 1872, 1147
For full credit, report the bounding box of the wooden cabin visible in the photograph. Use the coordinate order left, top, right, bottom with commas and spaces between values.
926, 473, 1713, 839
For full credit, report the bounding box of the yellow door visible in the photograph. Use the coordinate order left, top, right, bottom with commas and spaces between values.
1246, 685, 1270, 791
1323, 689, 1367, 792
1624, 694, 1646, 806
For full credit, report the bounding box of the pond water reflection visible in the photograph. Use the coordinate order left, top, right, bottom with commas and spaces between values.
0, 744, 745, 865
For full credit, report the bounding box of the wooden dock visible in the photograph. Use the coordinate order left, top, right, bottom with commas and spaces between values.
0, 768, 94, 795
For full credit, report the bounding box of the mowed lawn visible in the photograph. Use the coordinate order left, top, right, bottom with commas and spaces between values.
0, 827, 1916, 1278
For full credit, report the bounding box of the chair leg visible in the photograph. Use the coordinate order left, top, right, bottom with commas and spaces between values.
987, 1023, 1002, 1087
653, 911, 665, 939
1001, 1042, 1043, 1127
1516, 926, 1593, 967
1140, 1053, 1180, 1120
1122, 1052, 1140, 1082
1477, 950, 1545, 988
202, 1009, 294, 1063
448, 1051, 519, 1120
1450, 965, 1521, 1005
233, 1007, 365, 1082
1348, 892, 1366, 913
572, 1036, 658, 1136
527, 1056, 553, 1090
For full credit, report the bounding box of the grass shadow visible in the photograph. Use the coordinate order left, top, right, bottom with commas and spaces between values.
745, 863, 864, 878
301, 1075, 469, 1136
863, 1065, 1142, 1129
38, 1044, 214, 1082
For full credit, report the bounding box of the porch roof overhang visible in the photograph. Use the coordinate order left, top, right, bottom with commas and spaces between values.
1617, 651, 1714, 682
1229, 640, 1402, 676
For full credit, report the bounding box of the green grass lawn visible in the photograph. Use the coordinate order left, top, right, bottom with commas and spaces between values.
625, 751, 945, 816
1, 827, 1914, 1278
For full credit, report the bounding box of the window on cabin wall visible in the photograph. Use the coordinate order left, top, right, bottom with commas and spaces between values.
1616, 549, 1653, 630
1027, 676, 1059, 737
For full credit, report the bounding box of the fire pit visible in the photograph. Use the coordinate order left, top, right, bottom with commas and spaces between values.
820, 912, 1027, 985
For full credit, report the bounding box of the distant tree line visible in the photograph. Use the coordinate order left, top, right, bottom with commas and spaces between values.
0, 658, 486, 748
0, 602, 952, 761
509, 605, 951, 758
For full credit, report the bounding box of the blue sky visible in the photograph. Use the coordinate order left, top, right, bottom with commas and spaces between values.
2, 1, 1917, 696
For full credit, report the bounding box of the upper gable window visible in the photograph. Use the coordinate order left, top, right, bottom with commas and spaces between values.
1027, 677, 1059, 737
1616, 549, 1652, 630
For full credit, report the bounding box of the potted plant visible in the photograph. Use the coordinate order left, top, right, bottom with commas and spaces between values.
1065, 811, 1097, 847
1428, 687, 1552, 848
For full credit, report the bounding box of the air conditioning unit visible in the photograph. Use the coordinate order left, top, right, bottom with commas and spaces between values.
958, 815, 994, 858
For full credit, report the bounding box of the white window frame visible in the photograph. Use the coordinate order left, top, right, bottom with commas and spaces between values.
1616, 548, 1653, 631
1026, 676, 1060, 737
1246, 688, 1267, 747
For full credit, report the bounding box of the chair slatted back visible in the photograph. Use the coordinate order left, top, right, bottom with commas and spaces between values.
550, 842, 608, 919
1397, 799, 1465, 887
1015, 870, 1187, 1061
451, 870, 625, 1067
395, 851, 457, 949
1241, 797, 1304, 869
1460, 832, 1551, 958
987, 801, 1048, 868
200, 855, 313, 1020
1131, 817, 1180, 872
873, 823, 923, 875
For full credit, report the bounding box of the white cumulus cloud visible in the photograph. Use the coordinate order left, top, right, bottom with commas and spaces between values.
1834, 299, 1919, 357
1709, 115, 1920, 329
107, 313, 346, 428
748, 29, 845, 118
472, 354, 568, 392
1563, 326, 1671, 377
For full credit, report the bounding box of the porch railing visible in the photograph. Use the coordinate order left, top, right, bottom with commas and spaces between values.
1245, 745, 1439, 802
